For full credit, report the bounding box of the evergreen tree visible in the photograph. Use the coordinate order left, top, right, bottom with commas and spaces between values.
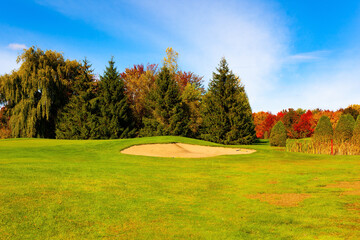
313, 116, 333, 143
56, 59, 100, 139
201, 58, 256, 144
97, 58, 135, 139
334, 114, 355, 143
351, 115, 360, 145
140, 66, 190, 136
270, 121, 287, 147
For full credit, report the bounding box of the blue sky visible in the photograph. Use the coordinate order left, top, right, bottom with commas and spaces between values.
1, 0, 360, 112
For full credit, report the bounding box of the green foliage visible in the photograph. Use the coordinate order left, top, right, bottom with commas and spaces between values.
313, 116, 333, 143
270, 121, 286, 147
334, 114, 355, 143
141, 66, 190, 137
201, 58, 256, 145
352, 115, 360, 145
0, 47, 80, 138
56, 59, 100, 139
97, 58, 136, 139
343, 106, 359, 120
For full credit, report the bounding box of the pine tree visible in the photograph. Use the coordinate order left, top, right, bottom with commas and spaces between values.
334, 114, 355, 143
56, 59, 99, 139
98, 58, 135, 139
201, 58, 256, 144
313, 116, 333, 143
140, 66, 190, 136
270, 121, 287, 147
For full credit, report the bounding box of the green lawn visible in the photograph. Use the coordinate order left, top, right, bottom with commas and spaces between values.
0, 136, 359, 239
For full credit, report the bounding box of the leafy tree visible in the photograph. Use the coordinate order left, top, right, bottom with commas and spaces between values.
280, 108, 301, 138
181, 83, 203, 137
352, 115, 360, 145
121, 64, 157, 127
201, 58, 256, 144
97, 58, 136, 138
163, 47, 179, 74
334, 114, 355, 143
56, 59, 100, 139
343, 106, 359, 120
140, 66, 190, 137
0, 106, 11, 139
313, 116, 333, 143
293, 110, 314, 138
0, 47, 79, 138
270, 121, 287, 147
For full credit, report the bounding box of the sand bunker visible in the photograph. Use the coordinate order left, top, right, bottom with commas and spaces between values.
121, 143, 256, 158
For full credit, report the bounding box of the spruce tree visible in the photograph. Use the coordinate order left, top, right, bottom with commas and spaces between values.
140, 66, 190, 136
334, 114, 355, 143
56, 59, 99, 139
351, 115, 360, 145
313, 116, 333, 143
201, 58, 256, 144
270, 121, 287, 147
98, 58, 135, 139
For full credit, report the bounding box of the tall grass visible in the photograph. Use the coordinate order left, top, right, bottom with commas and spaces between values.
286, 138, 360, 155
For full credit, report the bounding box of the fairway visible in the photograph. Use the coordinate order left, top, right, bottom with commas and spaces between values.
0, 137, 359, 239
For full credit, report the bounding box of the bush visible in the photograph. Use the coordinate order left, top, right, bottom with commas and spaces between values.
270, 121, 287, 147
352, 115, 360, 145
313, 116, 333, 143
334, 114, 355, 143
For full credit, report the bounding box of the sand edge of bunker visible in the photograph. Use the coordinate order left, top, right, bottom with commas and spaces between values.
121, 142, 256, 158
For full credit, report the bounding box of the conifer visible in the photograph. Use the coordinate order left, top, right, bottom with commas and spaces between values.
313, 116, 333, 143
270, 121, 287, 147
201, 58, 256, 144
334, 114, 355, 142
351, 115, 360, 145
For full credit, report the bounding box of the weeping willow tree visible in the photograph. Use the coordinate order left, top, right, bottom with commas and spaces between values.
0, 47, 80, 138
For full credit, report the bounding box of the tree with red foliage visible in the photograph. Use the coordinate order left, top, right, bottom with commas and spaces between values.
278, 108, 301, 138
293, 110, 315, 138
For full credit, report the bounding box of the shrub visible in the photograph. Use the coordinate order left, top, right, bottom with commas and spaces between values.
270, 121, 287, 147
352, 115, 360, 145
313, 116, 333, 143
334, 114, 355, 143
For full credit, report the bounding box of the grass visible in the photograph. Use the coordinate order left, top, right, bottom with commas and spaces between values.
0, 136, 359, 239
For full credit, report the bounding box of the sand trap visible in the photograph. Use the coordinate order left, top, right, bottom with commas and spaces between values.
121, 143, 256, 158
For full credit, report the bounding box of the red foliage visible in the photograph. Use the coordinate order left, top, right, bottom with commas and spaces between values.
253, 112, 276, 139
293, 110, 315, 138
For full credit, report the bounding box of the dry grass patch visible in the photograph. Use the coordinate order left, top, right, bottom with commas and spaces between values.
326, 181, 360, 196
247, 193, 312, 207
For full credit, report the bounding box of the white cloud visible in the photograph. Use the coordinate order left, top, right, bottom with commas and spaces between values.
0, 49, 19, 75
7, 43, 27, 51
287, 50, 330, 63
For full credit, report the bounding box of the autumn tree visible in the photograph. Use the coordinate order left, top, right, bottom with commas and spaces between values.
121, 64, 157, 127
163, 47, 179, 74
0, 106, 11, 139
97, 58, 136, 138
280, 108, 301, 138
0, 47, 80, 138
293, 110, 315, 138
201, 58, 256, 144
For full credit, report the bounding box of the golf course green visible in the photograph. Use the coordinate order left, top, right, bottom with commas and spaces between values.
0, 136, 359, 239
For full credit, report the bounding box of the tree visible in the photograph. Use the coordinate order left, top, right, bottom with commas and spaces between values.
121, 64, 157, 127
293, 110, 315, 138
0, 47, 80, 138
313, 116, 333, 143
163, 47, 179, 74
56, 59, 100, 139
352, 115, 360, 145
334, 114, 355, 143
280, 108, 301, 138
0, 106, 11, 139
201, 58, 256, 145
269, 121, 287, 147
140, 66, 190, 137
343, 106, 359, 120
97, 58, 136, 139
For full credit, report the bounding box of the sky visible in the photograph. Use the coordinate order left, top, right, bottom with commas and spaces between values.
1, 0, 360, 113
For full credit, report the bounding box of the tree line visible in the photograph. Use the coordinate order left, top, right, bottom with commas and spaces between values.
0, 47, 256, 144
